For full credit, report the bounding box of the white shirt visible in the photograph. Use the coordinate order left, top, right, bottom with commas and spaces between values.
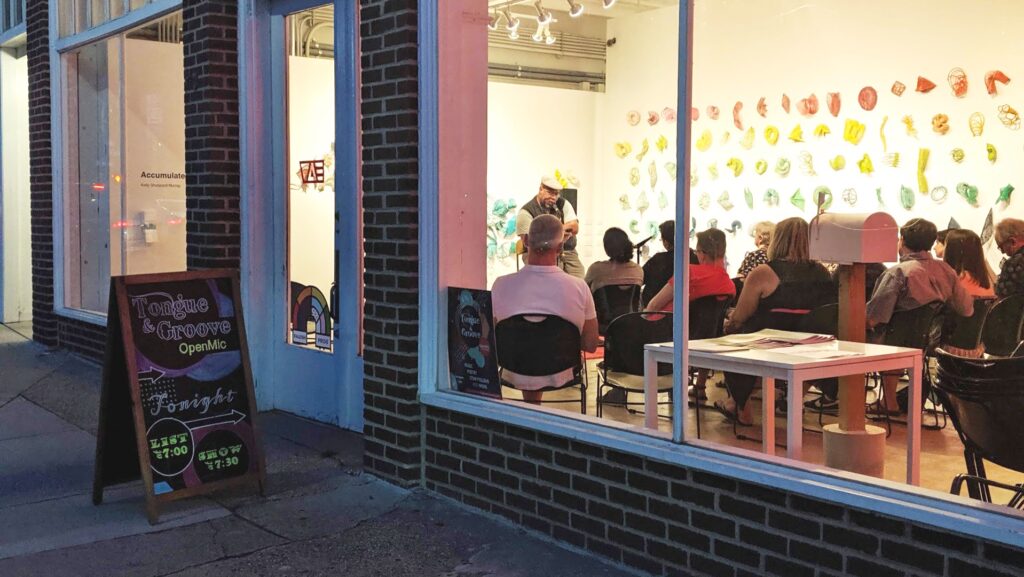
491, 264, 596, 390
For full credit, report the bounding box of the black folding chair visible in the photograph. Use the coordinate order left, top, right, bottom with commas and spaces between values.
872, 303, 945, 434
944, 297, 997, 354
593, 284, 642, 336
934, 350, 1024, 508
496, 314, 587, 414
981, 295, 1024, 357
688, 295, 731, 438
596, 312, 672, 418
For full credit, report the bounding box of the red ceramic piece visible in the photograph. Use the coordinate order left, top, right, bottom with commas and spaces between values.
916, 76, 937, 93
827, 92, 841, 117
858, 86, 878, 111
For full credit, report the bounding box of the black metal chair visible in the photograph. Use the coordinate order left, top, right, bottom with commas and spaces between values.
795, 304, 844, 425
943, 297, 997, 354
495, 314, 587, 414
981, 294, 1024, 357
593, 284, 642, 336
933, 350, 1024, 508
872, 302, 945, 433
688, 295, 731, 438
596, 312, 673, 418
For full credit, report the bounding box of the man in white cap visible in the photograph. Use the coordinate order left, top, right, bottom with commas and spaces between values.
493, 214, 600, 403
515, 176, 584, 279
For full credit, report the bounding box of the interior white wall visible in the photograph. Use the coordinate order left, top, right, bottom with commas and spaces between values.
0, 49, 30, 322
287, 55, 335, 303
486, 80, 600, 286
123, 38, 186, 275
687, 0, 1021, 271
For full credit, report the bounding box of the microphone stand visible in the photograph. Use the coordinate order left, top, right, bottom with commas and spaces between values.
634, 235, 655, 264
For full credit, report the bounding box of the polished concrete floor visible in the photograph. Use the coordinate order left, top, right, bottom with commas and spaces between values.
506, 359, 1023, 506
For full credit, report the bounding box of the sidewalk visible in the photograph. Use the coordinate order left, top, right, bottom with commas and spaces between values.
0, 323, 645, 577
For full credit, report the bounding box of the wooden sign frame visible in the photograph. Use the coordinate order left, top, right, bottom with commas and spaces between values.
92, 270, 266, 524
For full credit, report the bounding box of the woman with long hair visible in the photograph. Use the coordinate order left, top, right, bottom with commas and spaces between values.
943, 229, 996, 297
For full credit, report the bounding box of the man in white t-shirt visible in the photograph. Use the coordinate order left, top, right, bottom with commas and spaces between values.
493, 214, 600, 402
515, 176, 584, 279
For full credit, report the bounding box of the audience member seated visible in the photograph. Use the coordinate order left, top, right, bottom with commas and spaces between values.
736, 221, 775, 279
941, 229, 996, 358
492, 215, 600, 403
715, 217, 835, 425
933, 228, 949, 259
641, 220, 699, 305
585, 227, 644, 292
646, 228, 735, 313
994, 218, 1024, 298
866, 218, 973, 413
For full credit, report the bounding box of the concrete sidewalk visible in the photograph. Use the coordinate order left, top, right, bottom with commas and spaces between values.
0, 323, 645, 577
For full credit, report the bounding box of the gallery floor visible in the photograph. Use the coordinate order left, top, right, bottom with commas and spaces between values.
503, 359, 1023, 507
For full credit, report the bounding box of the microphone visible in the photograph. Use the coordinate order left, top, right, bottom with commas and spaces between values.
634, 235, 655, 249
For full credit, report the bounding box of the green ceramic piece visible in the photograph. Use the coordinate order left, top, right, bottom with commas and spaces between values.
790, 188, 805, 211
956, 182, 979, 207
619, 194, 631, 210
718, 190, 734, 211
708, 218, 719, 230
930, 186, 948, 203
876, 187, 885, 208
775, 158, 791, 177
842, 188, 857, 206
814, 186, 833, 211
764, 189, 780, 207
648, 221, 659, 239
629, 219, 640, 234
698, 191, 711, 210
900, 185, 915, 210
997, 183, 1014, 206
744, 187, 754, 209
664, 162, 676, 180
727, 220, 743, 234
637, 189, 650, 213
689, 217, 696, 238
658, 189, 669, 209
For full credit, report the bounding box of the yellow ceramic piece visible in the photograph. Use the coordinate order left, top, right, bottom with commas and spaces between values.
857, 153, 874, 175
951, 148, 965, 163
931, 114, 950, 135
880, 115, 888, 152
755, 159, 767, 175
884, 153, 900, 168
721, 131, 731, 145
813, 124, 830, 137
764, 125, 779, 145
726, 158, 743, 177
917, 148, 930, 194
969, 112, 985, 137
829, 155, 846, 171
655, 134, 669, 152
789, 124, 804, 143
708, 164, 719, 179
987, 143, 997, 163
636, 138, 650, 161
740, 127, 755, 149
902, 115, 917, 138
843, 119, 866, 145
614, 142, 632, 158
696, 130, 712, 152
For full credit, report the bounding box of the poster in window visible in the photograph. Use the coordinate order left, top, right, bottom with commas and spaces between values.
447, 287, 501, 398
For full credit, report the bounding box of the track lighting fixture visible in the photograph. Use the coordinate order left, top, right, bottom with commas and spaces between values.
544, 27, 556, 45
532, 23, 545, 42
503, 6, 520, 32
488, 9, 500, 31
602, 0, 617, 9
534, 1, 552, 25
566, 0, 583, 18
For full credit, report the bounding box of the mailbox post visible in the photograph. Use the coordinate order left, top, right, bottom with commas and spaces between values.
809, 212, 898, 476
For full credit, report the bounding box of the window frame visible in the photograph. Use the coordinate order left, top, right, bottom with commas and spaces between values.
416, 0, 1024, 548
49, 0, 182, 325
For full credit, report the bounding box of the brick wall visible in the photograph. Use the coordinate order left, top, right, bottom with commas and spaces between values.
425, 407, 1023, 577
183, 0, 241, 270
359, 0, 422, 486
26, 0, 56, 347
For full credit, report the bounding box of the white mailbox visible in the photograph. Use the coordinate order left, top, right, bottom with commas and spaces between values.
809, 212, 898, 264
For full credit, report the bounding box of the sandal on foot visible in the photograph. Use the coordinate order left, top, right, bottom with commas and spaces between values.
713, 400, 753, 426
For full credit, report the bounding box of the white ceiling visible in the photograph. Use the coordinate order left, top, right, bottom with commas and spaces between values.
487, 0, 679, 19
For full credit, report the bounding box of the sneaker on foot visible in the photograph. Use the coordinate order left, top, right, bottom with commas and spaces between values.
804, 396, 839, 415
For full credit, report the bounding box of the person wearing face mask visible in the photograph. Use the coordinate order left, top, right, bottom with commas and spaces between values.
516, 176, 584, 279
866, 218, 973, 414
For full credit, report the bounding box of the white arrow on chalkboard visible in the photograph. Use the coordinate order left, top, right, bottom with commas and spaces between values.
137, 368, 166, 386
185, 410, 246, 430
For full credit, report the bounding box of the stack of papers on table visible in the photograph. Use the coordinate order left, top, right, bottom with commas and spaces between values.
692, 329, 838, 352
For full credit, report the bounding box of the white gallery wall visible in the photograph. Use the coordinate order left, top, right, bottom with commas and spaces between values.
1, 49, 30, 322
490, 0, 1023, 279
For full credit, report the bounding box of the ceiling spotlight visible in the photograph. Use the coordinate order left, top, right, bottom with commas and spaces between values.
532, 24, 545, 42
534, 1, 552, 25
566, 0, 584, 17
544, 29, 556, 45
503, 7, 520, 32
602, 0, 617, 8
508, 28, 520, 40
488, 9, 500, 31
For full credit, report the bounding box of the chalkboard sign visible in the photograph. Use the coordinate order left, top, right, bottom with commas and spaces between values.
447, 287, 501, 398
93, 270, 265, 523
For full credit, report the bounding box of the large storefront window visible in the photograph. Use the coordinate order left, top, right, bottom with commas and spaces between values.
62, 11, 185, 314
58, 0, 161, 38
429, 0, 1024, 518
